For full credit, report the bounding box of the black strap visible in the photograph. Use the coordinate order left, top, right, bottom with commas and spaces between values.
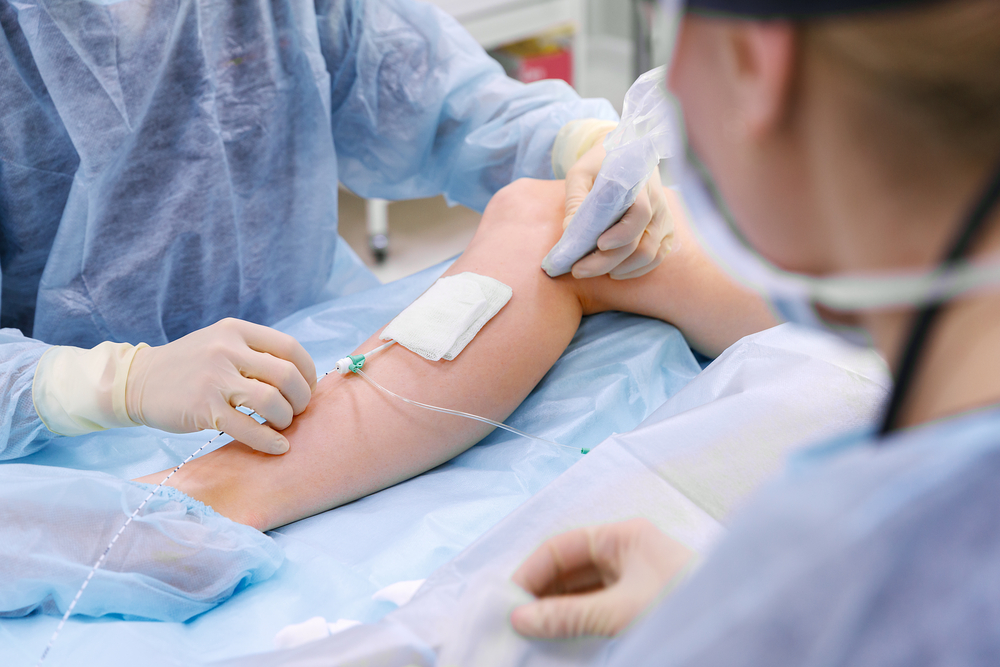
879, 160, 1000, 437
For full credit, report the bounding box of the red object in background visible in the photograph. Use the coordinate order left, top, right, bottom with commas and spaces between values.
515, 49, 573, 87
490, 28, 575, 89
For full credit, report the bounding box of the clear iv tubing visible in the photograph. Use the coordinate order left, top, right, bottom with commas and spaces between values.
354, 369, 579, 453
37, 344, 581, 665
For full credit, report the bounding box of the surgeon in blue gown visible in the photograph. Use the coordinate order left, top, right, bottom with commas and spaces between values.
510, 0, 1000, 663
0, 0, 670, 459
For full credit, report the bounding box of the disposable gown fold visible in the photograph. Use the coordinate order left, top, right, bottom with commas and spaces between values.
0, 0, 615, 458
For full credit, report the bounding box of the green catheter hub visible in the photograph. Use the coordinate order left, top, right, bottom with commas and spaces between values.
335, 340, 396, 376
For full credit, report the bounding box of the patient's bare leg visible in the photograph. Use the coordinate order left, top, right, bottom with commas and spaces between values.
136, 179, 774, 531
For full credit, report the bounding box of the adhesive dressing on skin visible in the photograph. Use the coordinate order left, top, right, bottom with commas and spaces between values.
380, 273, 512, 361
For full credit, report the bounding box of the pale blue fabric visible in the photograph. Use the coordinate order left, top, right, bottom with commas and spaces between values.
0, 260, 701, 662
0, 0, 618, 459
0, 329, 53, 459
610, 408, 1000, 667
0, 465, 283, 622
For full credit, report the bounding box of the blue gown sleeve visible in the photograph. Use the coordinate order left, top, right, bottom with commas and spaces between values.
0, 330, 53, 460
316, 0, 620, 213
0, 6, 68, 459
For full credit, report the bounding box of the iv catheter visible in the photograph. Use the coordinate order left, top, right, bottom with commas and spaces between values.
38, 341, 585, 665
334, 339, 396, 375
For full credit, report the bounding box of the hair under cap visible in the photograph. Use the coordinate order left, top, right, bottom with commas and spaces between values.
685, 0, 942, 19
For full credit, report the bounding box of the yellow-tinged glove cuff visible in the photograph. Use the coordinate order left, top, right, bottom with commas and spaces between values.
32, 341, 150, 436
551, 119, 619, 179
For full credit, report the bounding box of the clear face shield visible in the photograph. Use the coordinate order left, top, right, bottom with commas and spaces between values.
651, 0, 1000, 347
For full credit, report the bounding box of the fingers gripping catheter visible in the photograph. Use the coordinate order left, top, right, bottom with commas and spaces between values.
38, 344, 584, 665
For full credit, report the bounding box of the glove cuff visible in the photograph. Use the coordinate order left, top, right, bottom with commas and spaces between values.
33, 342, 150, 436
552, 119, 619, 179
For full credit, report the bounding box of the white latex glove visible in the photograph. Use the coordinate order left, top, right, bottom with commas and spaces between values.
125, 319, 317, 454
564, 140, 672, 279
548, 118, 673, 280
33, 319, 317, 455
510, 519, 692, 639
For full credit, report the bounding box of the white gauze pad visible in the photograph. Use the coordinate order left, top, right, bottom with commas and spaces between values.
380, 272, 512, 361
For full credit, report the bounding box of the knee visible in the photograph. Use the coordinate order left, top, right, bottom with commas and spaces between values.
480, 178, 566, 238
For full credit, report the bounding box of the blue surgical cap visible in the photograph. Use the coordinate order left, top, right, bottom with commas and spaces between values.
686, 0, 942, 18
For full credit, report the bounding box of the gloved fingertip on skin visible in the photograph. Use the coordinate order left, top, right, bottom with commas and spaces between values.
597, 233, 629, 252
572, 267, 607, 280
257, 437, 289, 455
509, 603, 539, 636
570, 252, 609, 280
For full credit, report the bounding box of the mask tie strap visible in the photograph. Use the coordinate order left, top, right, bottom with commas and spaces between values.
879, 158, 1000, 437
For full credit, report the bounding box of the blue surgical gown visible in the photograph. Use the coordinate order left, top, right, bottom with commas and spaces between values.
609, 406, 1000, 666
0, 0, 618, 459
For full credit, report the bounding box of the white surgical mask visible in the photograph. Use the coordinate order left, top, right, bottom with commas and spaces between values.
668, 145, 870, 344
673, 138, 1000, 326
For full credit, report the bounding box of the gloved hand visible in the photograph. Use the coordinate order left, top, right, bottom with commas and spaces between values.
544, 68, 676, 279
32, 319, 317, 455
125, 319, 317, 454
563, 136, 672, 279
510, 518, 692, 639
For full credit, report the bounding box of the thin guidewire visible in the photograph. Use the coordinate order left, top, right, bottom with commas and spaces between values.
36, 429, 232, 666
355, 369, 581, 454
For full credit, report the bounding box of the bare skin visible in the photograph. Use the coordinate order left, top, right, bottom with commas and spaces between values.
136, 178, 775, 531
